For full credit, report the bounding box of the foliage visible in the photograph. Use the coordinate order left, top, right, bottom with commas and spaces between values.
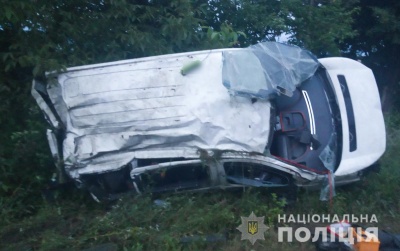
0, 82, 54, 220
0, 0, 242, 75
283, 0, 359, 57
340, 0, 400, 110
201, 0, 288, 46
201, 0, 358, 56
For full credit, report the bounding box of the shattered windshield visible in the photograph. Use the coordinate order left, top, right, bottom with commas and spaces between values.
222, 42, 320, 99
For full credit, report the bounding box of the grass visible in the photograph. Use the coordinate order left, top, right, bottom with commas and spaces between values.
0, 190, 310, 251
1, 114, 400, 251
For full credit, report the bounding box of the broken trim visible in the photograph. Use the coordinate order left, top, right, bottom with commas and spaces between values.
302, 90, 316, 135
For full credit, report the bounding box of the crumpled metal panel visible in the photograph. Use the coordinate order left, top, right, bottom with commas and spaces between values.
31, 81, 60, 129
222, 42, 319, 99
35, 50, 272, 178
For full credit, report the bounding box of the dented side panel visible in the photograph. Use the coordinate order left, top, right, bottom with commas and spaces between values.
35, 50, 272, 178
32, 80, 60, 129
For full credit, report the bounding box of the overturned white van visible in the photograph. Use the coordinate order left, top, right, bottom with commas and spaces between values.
32, 42, 386, 201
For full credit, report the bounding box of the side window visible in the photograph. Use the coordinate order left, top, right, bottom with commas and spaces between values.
140, 163, 210, 192
223, 162, 289, 187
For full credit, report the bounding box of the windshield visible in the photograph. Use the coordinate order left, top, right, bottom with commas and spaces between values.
222, 42, 320, 99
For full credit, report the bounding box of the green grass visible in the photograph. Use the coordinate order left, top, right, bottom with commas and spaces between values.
1, 114, 399, 251
0, 191, 300, 251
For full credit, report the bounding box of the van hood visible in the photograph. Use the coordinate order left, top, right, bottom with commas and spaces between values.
319, 58, 386, 176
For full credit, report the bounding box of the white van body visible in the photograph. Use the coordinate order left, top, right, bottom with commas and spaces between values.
32, 43, 385, 199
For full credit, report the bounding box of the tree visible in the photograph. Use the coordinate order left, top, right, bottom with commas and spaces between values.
0, 0, 230, 74
340, 0, 400, 111
201, 0, 288, 46
198, 0, 358, 56
282, 0, 359, 57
